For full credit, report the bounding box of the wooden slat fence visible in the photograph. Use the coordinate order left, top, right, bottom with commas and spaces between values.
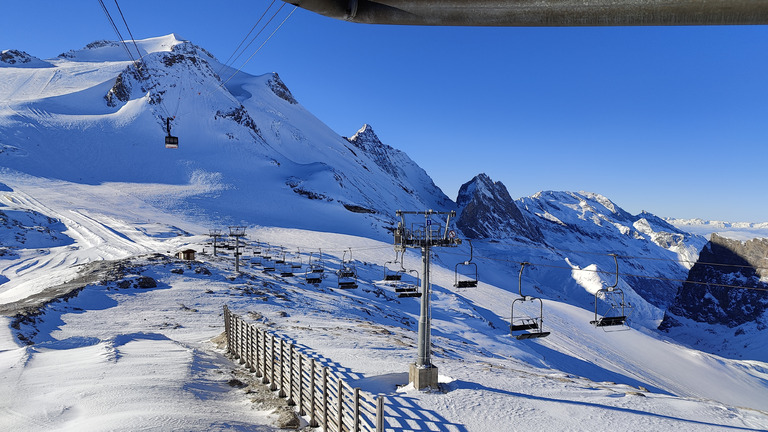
224, 305, 385, 432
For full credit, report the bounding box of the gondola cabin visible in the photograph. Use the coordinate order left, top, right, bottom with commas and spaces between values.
165, 135, 179, 149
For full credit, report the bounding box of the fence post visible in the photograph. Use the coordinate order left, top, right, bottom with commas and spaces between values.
322, 367, 329, 431
234, 316, 242, 362
278, 339, 286, 397
310, 358, 318, 427
246, 323, 253, 372
249, 324, 257, 373
270, 334, 277, 391
376, 396, 384, 432
254, 327, 262, 378
223, 305, 231, 355
298, 354, 305, 415
353, 388, 360, 432
337, 379, 343, 432
287, 344, 296, 406
261, 329, 268, 384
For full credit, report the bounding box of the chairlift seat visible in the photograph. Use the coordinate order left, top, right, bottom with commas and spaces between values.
384, 274, 402, 281
338, 281, 358, 289
510, 322, 540, 332
306, 276, 322, 284
591, 316, 626, 327
311, 267, 324, 273
395, 286, 417, 293
454, 280, 478, 288
340, 270, 355, 278
263, 266, 276, 272
398, 292, 422, 298
280, 271, 294, 277
515, 331, 550, 340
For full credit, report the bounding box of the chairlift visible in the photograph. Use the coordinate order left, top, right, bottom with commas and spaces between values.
337, 248, 358, 289
308, 250, 325, 274
590, 254, 631, 329
383, 250, 403, 282
279, 259, 294, 277
165, 117, 179, 149
454, 239, 478, 288
291, 248, 303, 270
510, 262, 550, 340
305, 266, 323, 285
395, 269, 421, 298
275, 247, 286, 265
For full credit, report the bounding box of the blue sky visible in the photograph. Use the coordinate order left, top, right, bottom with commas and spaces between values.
3, 1, 767, 222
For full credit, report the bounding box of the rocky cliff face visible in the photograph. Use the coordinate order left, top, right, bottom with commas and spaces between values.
455, 173, 542, 242
345, 124, 455, 211
661, 234, 768, 329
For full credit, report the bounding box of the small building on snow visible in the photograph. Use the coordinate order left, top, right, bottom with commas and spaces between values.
176, 249, 196, 261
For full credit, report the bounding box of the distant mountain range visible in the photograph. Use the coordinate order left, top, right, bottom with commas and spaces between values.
2, 34, 765, 347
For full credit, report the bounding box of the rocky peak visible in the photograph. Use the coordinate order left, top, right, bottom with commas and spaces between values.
662, 234, 768, 328
1, 49, 52, 68
456, 173, 542, 242
346, 125, 398, 178
267, 73, 297, 104
347, 124, 381, 148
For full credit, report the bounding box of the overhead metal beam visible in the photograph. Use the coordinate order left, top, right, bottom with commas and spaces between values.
283, 0, 768, 26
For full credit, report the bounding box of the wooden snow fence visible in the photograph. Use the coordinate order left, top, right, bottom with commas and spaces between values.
223, 305, 385, 432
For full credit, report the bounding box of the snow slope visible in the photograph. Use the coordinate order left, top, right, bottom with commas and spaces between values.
0, 34, 452, 240
1, 178, 767, 431
1, 35, 767, 431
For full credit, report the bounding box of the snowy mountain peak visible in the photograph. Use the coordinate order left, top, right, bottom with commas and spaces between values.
266, 73, 297, 104
456, 173, 542, 242
0, 49, 52, 68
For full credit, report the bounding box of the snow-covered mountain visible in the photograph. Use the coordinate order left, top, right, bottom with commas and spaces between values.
660, 234, 768, 359
2, 35, 768, 430
456, 173, 542, 243
0, 34, 450, 239
453, 175, 706, 320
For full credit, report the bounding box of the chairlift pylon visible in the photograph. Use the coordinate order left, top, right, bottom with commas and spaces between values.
510, 262, 550, 340
165, 117, 178, 149
590, 254, 631, 329
454, 239, 478, 288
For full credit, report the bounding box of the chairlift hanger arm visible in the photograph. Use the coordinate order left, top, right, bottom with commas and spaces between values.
285, 0, 768, 26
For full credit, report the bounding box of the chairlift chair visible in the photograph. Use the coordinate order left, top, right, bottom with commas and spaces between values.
291, 248, 303, 270
454, 239, 478, 288
510, 262, 550, 340
279, 259, 294, 277
395, 269, 421, 298
337, 248, 358, 289
590, 254, 631, 329
305, 267, 323, 285
165, 117, 178, 149
261, 246, 276, 272
275, 247, 286, 265
383, 250, 404, 282
308, 250, 325, 274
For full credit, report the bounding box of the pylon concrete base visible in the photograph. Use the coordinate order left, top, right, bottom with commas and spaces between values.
409, 363, 438, 390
